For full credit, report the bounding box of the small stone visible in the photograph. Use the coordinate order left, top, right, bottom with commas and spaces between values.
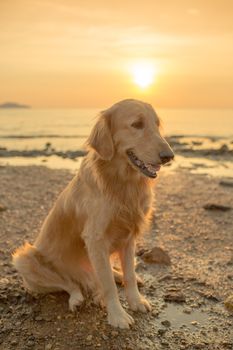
35, 316, 43, 321
161, 320, 171, 327
203, 203, 231, 211
26, 340, 35, 347
219, 179, 233, 187
0, 204, 7, 212
164, 291, 186, 303
141, 247, 171, 265
224, 294, 233, 311
45, 344, 53, 350
191, 321, 198, 326
152, 310, 159, 317
86, 335, 93, 341
11, 340, 18, 346
183, 307, 192, 314
111, 330, 119, 336
102, 335, 108, 340
158, 328, 166, 336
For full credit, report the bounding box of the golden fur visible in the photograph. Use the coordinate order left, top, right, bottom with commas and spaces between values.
12, 99, 173, 328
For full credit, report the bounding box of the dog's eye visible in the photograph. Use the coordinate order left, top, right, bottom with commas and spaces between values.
131, 120, 144, 129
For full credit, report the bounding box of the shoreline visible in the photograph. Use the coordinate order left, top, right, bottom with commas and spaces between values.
0, 134, 232, 178
0, 135, 232, 160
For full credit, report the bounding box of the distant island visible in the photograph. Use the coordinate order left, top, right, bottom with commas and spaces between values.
0, 102, 31, 109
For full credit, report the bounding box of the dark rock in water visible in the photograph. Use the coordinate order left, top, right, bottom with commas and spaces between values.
0, 149, 86, 159
141, 247, 171, 265
0, 205, 7, 212
219, 144, 229, 153
219, 179, 233, 188
192, 141, 203, 146
44, 142, 52, 150
203, 203, 231, 211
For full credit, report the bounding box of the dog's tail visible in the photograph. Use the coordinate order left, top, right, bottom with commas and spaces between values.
12, 243, 65, 293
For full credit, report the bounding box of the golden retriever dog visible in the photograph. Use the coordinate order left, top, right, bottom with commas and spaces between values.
12, 99, 174, 329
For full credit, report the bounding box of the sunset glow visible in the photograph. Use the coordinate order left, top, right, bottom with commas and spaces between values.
0, 1, 232, 108
131, 62, 157, 89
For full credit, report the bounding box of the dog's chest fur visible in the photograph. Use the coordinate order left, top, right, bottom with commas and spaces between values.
105, 181, 154, 251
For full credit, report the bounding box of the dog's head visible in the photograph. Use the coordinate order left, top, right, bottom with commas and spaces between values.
87, 99, 174, 178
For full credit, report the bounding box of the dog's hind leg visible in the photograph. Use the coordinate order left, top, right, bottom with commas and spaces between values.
12, 243, 72, 293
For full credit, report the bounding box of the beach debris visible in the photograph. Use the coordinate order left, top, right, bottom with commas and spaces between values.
163, 289, 186, 303
141, 247, 171, 265
224, 295, 233, 311
0, 204, 7, 212
219, 179, 233, 188
203, 203, 231, 211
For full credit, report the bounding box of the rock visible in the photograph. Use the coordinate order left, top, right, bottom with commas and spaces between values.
164, 291, 186, 303
203, 203, 231, 211
141, 247, 171, 265
224, 295, 233, 311
111, 331, 119, 337
196, 290, 220, 301
152, 310, 159, 317
183, 307, 192, 314
219, 144, 229, 153
158, 328, 166, 336
34, 316, 43, 321
161, 320, 171, 327
0, 204, 7, 212
86, 335, 93, 341
26, 340, 35, 347
219, 179, 233, 187
11, 340, 18, 346
45, 344, 53, 350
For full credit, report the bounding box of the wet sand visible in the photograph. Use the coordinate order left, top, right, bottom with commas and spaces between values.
0, 165, 233, 349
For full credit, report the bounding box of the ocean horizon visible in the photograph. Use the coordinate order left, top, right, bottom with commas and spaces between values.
0, 108, 233, 153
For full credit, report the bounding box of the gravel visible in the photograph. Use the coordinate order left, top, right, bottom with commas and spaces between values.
0, 165, 232, 349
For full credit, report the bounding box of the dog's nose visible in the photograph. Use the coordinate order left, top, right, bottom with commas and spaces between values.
159, 151, 174, 164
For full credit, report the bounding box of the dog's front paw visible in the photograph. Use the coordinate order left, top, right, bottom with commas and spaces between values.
107, 306, 134, 329
128, 295, 151, 313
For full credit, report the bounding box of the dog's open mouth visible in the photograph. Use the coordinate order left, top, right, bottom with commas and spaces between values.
127, 150, 161, 178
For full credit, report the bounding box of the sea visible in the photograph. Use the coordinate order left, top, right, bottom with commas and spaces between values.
0, 108, 233, 176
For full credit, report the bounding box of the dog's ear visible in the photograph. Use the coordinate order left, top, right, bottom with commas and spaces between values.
86, 109, 114, 161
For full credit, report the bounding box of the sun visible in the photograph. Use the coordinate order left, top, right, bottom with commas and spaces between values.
131, 62, 157, 89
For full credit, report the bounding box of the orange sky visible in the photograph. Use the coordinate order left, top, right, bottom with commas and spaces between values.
0, 0, 233, 108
